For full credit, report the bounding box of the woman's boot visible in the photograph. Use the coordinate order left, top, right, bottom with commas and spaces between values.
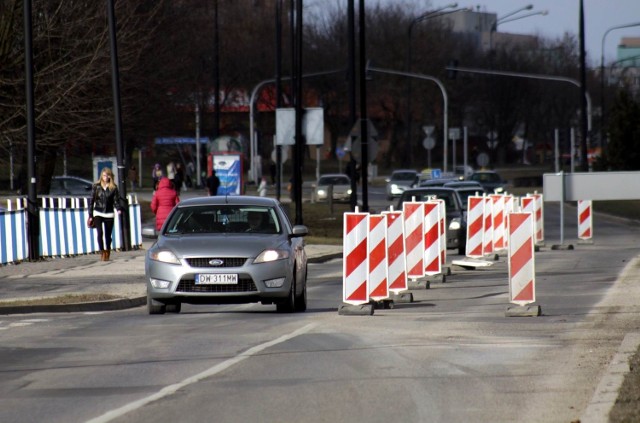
99, 250, 105, 261
105, 250, 110, 261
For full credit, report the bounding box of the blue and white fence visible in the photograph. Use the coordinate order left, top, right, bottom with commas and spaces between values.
1, 195, 142, 265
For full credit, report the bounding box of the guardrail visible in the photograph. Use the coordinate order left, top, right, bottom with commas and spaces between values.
0, 195, 142, 266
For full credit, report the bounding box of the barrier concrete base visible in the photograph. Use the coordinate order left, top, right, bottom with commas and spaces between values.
443, 265, 452, 276
390, 292, 414, 303
408, 280, 430, 290
451, 259, 494, 270
551, 243, 575, 250
505, 304, 541, 317
577, 239, 594, 245
371, 299, 394, 309
338, 303, 375, 316
427, 274, 445, 284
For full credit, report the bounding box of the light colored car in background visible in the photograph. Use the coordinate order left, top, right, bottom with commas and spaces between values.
312, 173, 352, 202
145, 196, 309, 314
385, 169, 418, 200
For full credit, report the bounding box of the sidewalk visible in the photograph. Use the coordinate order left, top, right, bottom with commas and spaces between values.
0, 241, 343, 314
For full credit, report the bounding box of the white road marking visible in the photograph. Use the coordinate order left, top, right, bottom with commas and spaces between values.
85, 323, 317, 423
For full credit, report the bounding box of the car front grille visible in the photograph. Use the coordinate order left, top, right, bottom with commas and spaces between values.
176, 277, 257, 293
185, 257, 248, 268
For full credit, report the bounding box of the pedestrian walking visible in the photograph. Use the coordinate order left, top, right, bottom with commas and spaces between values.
206, 169, 221, 196
152, 163, 163, 191
258, 177, 268, 197
128, 165, 138, 191
88, 167, 123, 261
151, 177, 180, 232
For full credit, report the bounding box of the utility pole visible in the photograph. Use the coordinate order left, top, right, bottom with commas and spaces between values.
578, 0, 590, 171
107, 0, 130, 250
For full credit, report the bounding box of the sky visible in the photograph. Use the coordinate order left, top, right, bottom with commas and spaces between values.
449, 0, 640, 65
361, 0, 640, 66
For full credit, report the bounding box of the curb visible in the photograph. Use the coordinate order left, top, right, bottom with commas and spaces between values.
0, 296, 147, 315
308, 252, 342, 264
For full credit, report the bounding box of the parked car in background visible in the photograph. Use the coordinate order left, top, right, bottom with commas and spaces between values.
48, 176, 94, 196
385, 169, 418, 200
396, 187, 467, 255
468, 171, 508, 194
417, 178, 459, 188
454, 165, 475, 179
312, 173, 352, 203
444, 181, 486, 210
145, 196, 309, 314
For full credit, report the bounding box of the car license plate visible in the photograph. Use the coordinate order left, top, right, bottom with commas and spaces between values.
195, 273, 238, 285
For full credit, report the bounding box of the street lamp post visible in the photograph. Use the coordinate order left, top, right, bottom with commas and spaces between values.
404, 3, 457, 168
599, 21, 640, 149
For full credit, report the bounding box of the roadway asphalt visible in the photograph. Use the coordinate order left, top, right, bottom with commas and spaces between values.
0, 240, 342, 315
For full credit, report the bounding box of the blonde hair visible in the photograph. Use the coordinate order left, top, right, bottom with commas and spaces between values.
97, 167, 117, 190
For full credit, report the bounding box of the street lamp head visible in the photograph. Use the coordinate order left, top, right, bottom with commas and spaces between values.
525, 4, 533, 10
540, 10, 549, 16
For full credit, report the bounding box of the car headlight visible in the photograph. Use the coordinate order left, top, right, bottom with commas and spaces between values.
254, 249, 290, 263
149, 250, 181, 265
494, 187, 505, 194
449, 218, 461, 230
347, 189, 352, 195
317, 189, 326, 197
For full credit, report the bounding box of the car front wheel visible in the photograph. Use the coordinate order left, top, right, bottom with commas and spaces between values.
276, 275, 296, 313
147, 297, 166, 315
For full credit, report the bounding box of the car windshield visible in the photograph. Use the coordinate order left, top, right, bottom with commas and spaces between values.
471, 173, 501, 183
391, 171, 416, 181
164, 205, 281, 235
400, 192, 459, 212
318, 176, 349, 185
455, 189, 484, 209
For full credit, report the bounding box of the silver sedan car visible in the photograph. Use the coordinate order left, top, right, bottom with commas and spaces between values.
145, 196, 309, 314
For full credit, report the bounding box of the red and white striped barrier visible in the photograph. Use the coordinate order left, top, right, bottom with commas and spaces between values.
403, 201, 425, 279
490, 194, 505, 251
368, 214, 389, 301
503, 194, 515, 249
483, 195, 494, 256
508, 212, 536, 305
465, 195, 484, 258
423, 201, 441, 276
578, 200, 593, 241
530, 193, 544, 244
435, 199, 446, 267
343, 211, 369, 305
383, 210, 407, 294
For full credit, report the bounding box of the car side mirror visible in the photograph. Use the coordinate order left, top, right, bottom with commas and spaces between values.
290, 225, 309, 238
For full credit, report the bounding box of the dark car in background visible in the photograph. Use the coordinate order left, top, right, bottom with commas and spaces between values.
397, 187, 467, 255
468, 171, 508, 194
48, 176, 94, 196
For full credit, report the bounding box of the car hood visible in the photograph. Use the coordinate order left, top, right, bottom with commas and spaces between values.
154, 234, 288, 258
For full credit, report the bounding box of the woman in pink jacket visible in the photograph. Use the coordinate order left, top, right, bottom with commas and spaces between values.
151, 177, 180, 231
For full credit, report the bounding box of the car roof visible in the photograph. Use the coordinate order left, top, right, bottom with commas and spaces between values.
52, 175, 93, 183
177, 195, 280, 208
391, 169, 417, 174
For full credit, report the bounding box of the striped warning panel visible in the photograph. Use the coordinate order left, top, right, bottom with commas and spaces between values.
508, 212, 536, 305
483, 195, 494, 256
343, 212, 369, 305
465, 196, 484, 258
368, 214, 389, 301
423, 201, 441, 276
491, 194, 505, 251
578, 200, 593, 240
383, 210, 407, 293
403, 202, 425, 279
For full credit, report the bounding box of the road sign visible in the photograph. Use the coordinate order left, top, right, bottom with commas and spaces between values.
422, 125, 435, 136
448, 127, 461, 140
431, 168, 442, 179
477, 152, 489, 167
271, 147, 288, 164
422, 137, 436, 150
